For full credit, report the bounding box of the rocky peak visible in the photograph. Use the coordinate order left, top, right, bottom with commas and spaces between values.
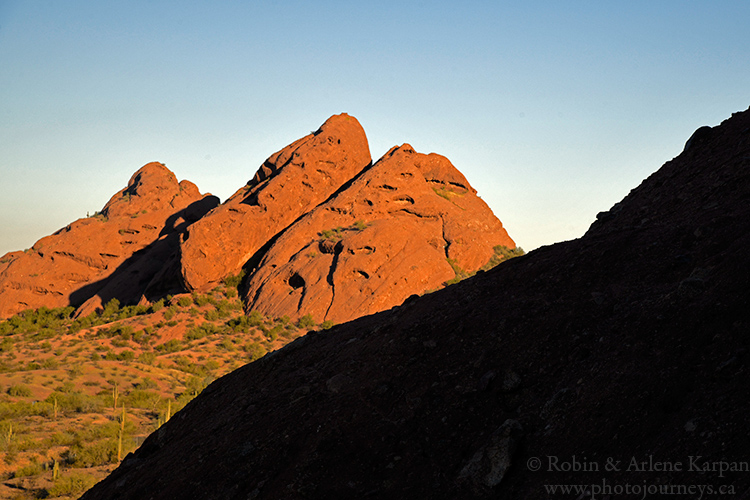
179, 114, 373, 292
0, 163, 215, 318
101, 162, 193, 218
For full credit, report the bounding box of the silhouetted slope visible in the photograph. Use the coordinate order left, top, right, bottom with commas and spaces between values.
83, 107, 750, 499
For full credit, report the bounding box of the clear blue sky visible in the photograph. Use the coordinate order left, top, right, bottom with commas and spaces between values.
1, 1, 748, 256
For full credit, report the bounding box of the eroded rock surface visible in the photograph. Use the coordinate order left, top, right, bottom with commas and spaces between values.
244, 144, 515, 323
0, 163, 216, 318
179, 113, 372, 291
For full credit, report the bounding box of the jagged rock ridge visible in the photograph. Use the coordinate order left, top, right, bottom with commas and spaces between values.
81, 107, 750, 499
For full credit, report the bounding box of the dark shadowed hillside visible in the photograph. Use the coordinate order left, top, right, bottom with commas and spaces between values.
83, 107, 750, 499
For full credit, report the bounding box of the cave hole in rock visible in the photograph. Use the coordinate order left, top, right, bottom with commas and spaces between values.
288, 273, 305, 289
354, 269, 370, 279
393, 195, 415, 205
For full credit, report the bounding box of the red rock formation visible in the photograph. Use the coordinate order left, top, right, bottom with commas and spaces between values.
179, 113, 372, 292
0, 162, 217, 318
244, 144, 515, 324
0, 114, 516, 326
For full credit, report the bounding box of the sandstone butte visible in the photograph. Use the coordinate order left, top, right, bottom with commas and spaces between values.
178, 113, 373, 292
0, 162, 218, 319
0, 114, 517, 323
244, 143, 515, 324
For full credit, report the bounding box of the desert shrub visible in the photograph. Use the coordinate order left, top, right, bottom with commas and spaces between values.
135, 378, 158, 390
320, 228, 341, 240
24, 361, 42, 370
0, 338, 14, 352
222, 270, 245, 290
138, 352, 156, 365
226, 315, 252, 333
297, 314, 316, 329
29, 327, 58, 341
101, 298, 121, 318
172, 357, 211, 376
13, 460, 43, 478
123, 389, 160, 409
118, 349, 135, 361
46, 391, 103, 414
45, 471, 98, 497
40, 357, 59, 369
132, 329, 147, 344
111, 338, 129, 348
117, 304, 149, 319
263, 324, 284, 341
0, 401, 49, 419
320, 320, 335, 330
56, 382, 76, 393
7, 385, 32, 397
177, 296, 193, 307
117, 325, 134, 340
182, 375, 213, 398
3, 450, 18, 464
186, 323, 220, 341
245, 342, 267, 362
281, 328, 299, 340
163, 307, 176, 321
62, 440, 118, 467
445, 257, 470, 286
247, 310, 265, 326
193, 294, 211, 307
218, 338, 235, 351
214, 299, 235, 317
154, 339, 183, 354
149, 298, 165, 313
480, 245, 526, 271
44, 432, 77, 447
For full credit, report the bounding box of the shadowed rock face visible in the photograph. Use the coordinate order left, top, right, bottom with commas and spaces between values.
178, 113, 373, 292
81, 107, 750, 499
244, 144, 515, 324
0, 162, 217, 318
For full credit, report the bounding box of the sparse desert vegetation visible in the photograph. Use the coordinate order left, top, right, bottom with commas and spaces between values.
0, 282, 317, 499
